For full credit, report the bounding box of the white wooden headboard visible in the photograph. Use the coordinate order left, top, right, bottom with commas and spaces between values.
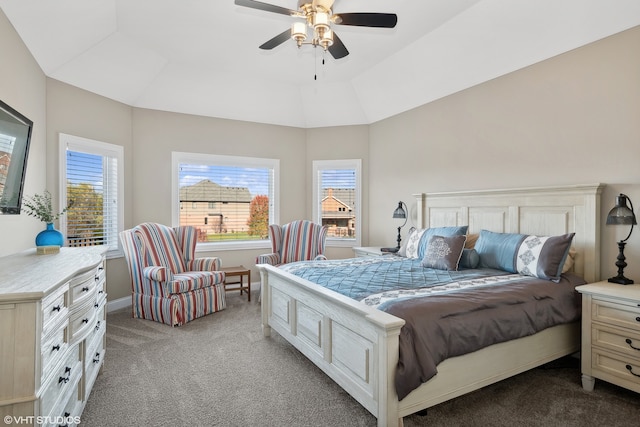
413, 184, 605, 283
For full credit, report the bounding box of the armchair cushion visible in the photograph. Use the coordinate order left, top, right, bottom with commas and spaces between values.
166, 271, 225, 294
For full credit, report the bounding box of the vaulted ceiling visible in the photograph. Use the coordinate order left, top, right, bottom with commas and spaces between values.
1, 1, 639, 128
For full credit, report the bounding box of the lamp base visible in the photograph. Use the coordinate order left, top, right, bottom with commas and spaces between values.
608, 276, 634, 285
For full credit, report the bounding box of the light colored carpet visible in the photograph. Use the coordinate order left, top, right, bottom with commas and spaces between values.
81, 291, 640, 426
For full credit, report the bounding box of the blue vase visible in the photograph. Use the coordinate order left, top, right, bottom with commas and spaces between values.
36, 223, 64, 247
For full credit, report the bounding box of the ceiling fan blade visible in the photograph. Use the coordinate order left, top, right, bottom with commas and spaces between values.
234, 0, 297, 16
259, 29, 291, 50
328, 32, 349, 59
334, 13, 398, 28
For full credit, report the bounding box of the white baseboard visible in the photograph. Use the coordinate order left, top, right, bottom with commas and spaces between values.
107, 296, 131, 313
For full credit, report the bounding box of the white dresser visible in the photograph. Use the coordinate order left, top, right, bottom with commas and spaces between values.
576, 281, 640, 394
0, 247, 107, 426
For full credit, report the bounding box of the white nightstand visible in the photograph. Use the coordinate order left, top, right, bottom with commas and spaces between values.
576, 281, 640, 394
353, 247, 384, 257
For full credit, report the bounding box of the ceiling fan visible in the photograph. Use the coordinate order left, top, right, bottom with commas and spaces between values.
234, 0, 398, 59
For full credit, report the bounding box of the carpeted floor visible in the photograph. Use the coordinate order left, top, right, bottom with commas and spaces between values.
80, 291, 640, 427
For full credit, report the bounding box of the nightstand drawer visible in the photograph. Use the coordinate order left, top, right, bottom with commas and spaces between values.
592, 347, 640, 390
592, 323, 640, 358
592, 298, 640, 329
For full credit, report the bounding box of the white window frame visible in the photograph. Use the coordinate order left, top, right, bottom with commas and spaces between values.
312, 159, 362, 248
58, 133, 124, 259
172, 151, 279, 251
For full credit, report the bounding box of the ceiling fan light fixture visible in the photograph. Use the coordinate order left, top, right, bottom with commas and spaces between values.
313, 11, 330, 32
291, 21, 307, 46
319, 29, 334, 50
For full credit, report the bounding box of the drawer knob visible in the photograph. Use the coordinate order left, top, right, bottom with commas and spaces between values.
625, 338, 640, 351
52, 344, 60, 352
58, 367, 71, 384
625, 364, 640, 378
82, 286, 89, 292
82, 318, 89, 324
95, 321, 101, 331
636, 316, 640, 323
52, 305, 61, 312
93, 352, 101, 363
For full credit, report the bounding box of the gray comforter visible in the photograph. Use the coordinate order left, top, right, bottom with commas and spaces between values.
383, 273, 584, 399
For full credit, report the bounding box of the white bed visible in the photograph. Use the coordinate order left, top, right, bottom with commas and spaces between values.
257, 184, 604, 427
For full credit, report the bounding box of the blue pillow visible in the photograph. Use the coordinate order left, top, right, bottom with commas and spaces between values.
459, 248, 480, 269
417, 226, 469, 259
474, 230, 526, 273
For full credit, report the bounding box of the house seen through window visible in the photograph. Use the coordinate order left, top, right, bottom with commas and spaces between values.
313, 159, 361, 247
172, 152, 279, 248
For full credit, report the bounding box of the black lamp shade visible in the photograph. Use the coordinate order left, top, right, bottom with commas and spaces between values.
393, 202, 406, 219
606, 194, 637, 225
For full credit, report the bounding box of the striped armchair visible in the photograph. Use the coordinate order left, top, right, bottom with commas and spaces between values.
120, 223, 226, 326
256, 220, 328, 266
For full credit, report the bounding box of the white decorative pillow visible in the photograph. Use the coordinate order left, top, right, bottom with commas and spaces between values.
516, 233, 575, 282
402, 228, 426, 259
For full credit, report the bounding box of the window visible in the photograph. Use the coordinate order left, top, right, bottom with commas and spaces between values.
59, 133, 124, 258
312, 159, 361, 247
172, 152, 279, 250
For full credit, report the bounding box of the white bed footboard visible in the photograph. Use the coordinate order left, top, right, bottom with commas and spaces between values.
259, 264, 405, 426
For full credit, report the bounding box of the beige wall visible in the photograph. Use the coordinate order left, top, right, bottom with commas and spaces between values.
0, 9, 47, 254
369, 26, 640, 282
2, 2, 639, 302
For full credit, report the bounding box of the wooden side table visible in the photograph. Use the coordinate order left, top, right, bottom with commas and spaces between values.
221, 266, 251, 301
576, 281, 640, 394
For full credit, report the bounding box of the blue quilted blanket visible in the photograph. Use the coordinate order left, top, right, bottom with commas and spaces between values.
280, 255, 512, 302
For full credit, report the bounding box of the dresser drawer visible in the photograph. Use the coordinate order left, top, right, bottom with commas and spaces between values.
69, 300, 97, 344
42, 284, 68, 336
592, 297, 640, 329
86, 300, 106, 355
45, 396, 82, 427
69, 269, 98, 308
40, 346, 82, 419
41, 321, 69, 379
